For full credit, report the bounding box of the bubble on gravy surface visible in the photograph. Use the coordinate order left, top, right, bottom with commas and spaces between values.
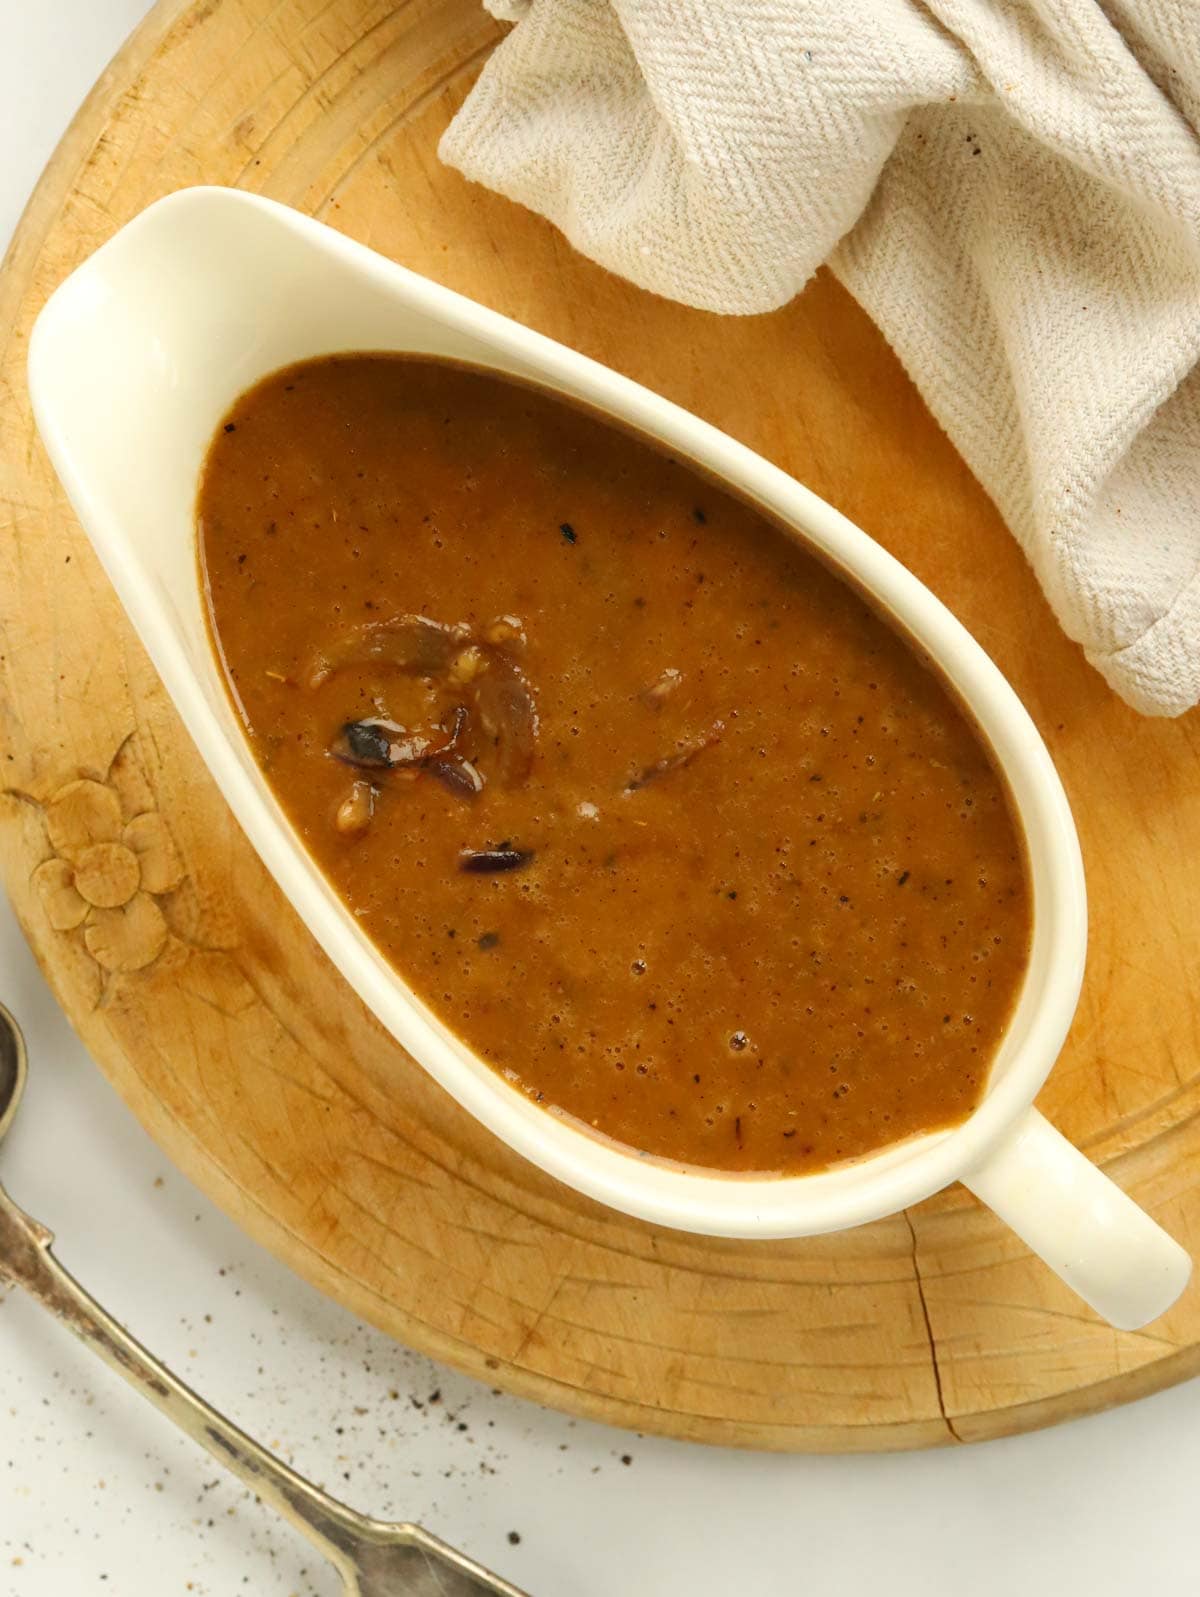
198, 354, 1031, 1175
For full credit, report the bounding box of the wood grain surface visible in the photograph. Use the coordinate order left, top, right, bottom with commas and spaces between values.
2, 0, 1199, 1452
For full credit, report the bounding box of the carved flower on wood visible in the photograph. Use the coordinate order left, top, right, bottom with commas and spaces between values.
32, 779, 185, 972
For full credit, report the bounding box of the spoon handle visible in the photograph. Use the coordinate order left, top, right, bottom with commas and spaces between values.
0, 1178, 372, 1576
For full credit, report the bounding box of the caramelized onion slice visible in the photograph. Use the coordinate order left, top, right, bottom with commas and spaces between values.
472, 659, 539, 785
428, 756, 484, 797
309, 614, 466, 689
625, 720, 726, 793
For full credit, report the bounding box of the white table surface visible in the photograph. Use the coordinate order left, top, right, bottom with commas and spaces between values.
2, 5, 1199, 1594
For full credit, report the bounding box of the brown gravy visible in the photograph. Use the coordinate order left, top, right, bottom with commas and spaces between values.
198, 354, 1031, 1175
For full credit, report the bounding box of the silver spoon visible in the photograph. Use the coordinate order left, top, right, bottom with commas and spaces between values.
0, 1000, 529, 1597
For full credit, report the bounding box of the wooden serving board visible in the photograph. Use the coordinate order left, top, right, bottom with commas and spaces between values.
3, 0, 1200, 1452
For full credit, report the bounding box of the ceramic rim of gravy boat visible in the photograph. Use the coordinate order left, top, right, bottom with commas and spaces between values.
28, 187, 1190, 1329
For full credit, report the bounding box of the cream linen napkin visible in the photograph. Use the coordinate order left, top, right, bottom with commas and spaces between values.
440, 0, 1200, 715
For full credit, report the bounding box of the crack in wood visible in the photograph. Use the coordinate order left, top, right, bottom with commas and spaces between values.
905, 1209, 961, 1442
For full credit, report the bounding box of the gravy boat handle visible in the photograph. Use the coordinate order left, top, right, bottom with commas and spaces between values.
962, 1107, 1191, 1330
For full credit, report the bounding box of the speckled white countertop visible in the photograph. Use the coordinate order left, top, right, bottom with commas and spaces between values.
3, 5, 1200, 1594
